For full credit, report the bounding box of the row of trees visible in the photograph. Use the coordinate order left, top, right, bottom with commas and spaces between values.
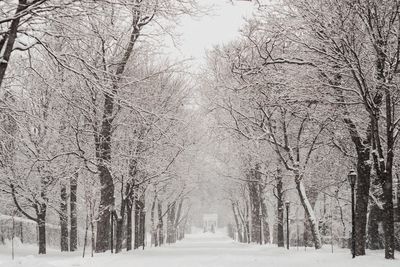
0, 0, 199, 255
204, 0, 400, 259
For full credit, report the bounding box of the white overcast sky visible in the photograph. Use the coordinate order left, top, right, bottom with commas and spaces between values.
165, 0, 256, 67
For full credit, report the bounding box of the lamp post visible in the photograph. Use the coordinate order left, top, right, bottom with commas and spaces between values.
285, 201, 290, 250
347, 170, 357, 259
110, 199, 115, 254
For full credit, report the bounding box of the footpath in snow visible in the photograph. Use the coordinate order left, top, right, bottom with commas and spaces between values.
0, 231, 399, 267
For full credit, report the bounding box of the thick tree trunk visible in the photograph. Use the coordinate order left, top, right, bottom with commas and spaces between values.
95, 19, 141, 252
70, 174, 78, 251
304, 186, 318, 247
295, 177, 322, 249
96, 165, 114, 252
354, 146, 372, 255
115, 192, 127, 254
261, 198, 270, 244
60, 182, 69, 252
249, 184, 261, 243
115, 217, 124, 253
37, 212, 46, 254
367, 200, 384, 249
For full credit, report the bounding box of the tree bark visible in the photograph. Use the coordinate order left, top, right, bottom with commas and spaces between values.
150, 195, 157, 246
38, 211, 46, 254
232, 203, 243, 242
248, 168, 262, 244
157, 201, 164, 246
276, 173, 285, 247
295, 176, 322, 249
367, 200, 384, 250
354, 146, 372, 255
167, 202, 176, 244
115, 217, 124, 253
70, 173, 78, 251
126, 199, 133, 251
260, 196, 270, 244
0, 0, 25, 88
303, 186, 318, 247
60, 182, 69, 252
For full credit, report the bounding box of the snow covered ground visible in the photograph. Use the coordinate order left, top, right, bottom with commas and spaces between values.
0, 231, 399, 267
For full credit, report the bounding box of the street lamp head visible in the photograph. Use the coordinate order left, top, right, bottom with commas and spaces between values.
347, 170, 357, 187
285, 201, 290, 209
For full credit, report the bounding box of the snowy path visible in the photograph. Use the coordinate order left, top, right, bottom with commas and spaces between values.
1, 232, 399, 267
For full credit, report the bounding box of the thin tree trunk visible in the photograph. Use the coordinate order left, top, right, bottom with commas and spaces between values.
150, 195, 157, 246
276, 173, 285, 247
60, 182, 69, 252
167, 202, 176, 244
126, 199, 133, 251
83, 213, 89, 258
70, 173, 78, 251
232, 203, 243, 242
157, 201, 164, 246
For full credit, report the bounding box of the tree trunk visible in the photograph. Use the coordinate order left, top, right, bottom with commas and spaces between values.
126, 200, 133, 251
70, 173, 78, 251
367, 200, 384, 249
303, 186, 318, 247
167, 202, 176, 244
60, 182, 69, 252
37, 212, 46, 254
354, 145, 372, 255
134, 199, 143, 249
0, 0, 25, 88
96, 164, 114, 252
139, 205, 145, 248
150, 196, 157, 246
276, 173, 285, 247
95, 19, 141, 251
295, 177, 322, 249
157, 201, 164, 246
261, 197, 270, 244
115, 217, 124, 253
173, 199, 184, 243
83, 213, 89, 257
249, 184, 261, 243
232, 203, 243, 242
382, 171, 395, 259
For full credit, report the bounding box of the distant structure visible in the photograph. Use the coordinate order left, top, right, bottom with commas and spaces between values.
203, 213, 218, 233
